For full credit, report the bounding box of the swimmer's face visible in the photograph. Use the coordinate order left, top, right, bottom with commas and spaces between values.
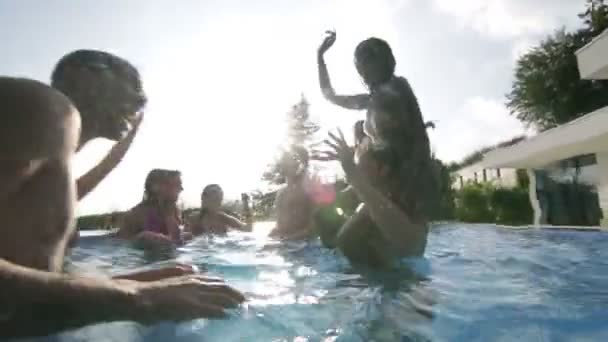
161, 175, 183, 203
202, 187, 223, 211
57, 67, 146, 141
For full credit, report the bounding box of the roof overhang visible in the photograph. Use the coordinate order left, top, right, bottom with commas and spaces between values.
482, 107, 608, 168
576, 28, 608, 80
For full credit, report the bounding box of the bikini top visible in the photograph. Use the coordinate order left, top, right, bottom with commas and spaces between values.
144, 208, 169, 236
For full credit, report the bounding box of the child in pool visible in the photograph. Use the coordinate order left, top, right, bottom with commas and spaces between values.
117, 169, 189, 246
186, 184, 253, 236
269, 146, 319, 240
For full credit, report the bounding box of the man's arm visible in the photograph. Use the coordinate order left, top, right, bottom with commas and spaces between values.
0, 258, 136, 338
0, 258, 246, 339
77, 114, 142, 200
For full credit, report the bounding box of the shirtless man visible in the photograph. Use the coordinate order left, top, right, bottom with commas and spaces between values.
269, 147, 317, 240
51, 50, 197, 277
0, 77, 244, 339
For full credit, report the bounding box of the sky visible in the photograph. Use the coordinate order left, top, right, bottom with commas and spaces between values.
0, 0, 585, 215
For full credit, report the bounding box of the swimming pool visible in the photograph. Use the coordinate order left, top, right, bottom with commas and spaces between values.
18, 223, 608, 342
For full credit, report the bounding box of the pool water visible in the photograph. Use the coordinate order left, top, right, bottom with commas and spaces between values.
18, 223, 608, 342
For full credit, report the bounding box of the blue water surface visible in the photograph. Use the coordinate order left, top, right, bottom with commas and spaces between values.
17, 223, 608, 342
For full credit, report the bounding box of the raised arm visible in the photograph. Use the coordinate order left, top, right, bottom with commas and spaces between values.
317, 31, 370, 111
77, 113, 142, 200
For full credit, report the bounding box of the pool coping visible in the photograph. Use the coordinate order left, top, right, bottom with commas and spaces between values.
432, 221, 606, 232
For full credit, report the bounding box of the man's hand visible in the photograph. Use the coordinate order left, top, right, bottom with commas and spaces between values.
129, 275, 245, 322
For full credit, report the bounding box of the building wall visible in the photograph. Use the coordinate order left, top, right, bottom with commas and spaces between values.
597, 152, 608, 227
452, 164, 519, 189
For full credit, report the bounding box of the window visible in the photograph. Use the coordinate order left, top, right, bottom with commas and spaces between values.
482, 169, 487, 182
496, 168, 502, 178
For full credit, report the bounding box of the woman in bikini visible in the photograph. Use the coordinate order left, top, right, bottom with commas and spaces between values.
117, 169, 187, 246
186, 184, 253, 236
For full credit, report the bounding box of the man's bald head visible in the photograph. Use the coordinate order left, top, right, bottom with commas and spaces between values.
0, 77, 80, 160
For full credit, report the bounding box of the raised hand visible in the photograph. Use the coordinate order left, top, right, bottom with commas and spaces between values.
318, 30, 337, 55
325, 129, 356, 173
312, 129, 356, 172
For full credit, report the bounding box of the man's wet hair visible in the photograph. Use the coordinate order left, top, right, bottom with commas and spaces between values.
51, 50, 143, 94
202, 184, 222, 198
50, 50, 147, 132
354, 37, 396, 84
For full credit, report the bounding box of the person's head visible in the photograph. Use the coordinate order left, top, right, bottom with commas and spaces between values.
51, 50, 147, 146
280, 146, 309, 182
143, 169, 166, 203
201, 184, 224, 212
159, 170, 183, 203
354, 38, 395, 89
143, 169, 182, 204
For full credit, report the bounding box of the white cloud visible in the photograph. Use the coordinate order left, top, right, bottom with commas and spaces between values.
431, 96, 532, 162
432, 0, 581, 38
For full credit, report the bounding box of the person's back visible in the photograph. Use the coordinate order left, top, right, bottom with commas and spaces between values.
0, 77, 79, 272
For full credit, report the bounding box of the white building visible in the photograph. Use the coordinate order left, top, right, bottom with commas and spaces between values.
481, 29, 608, 228
452, 163, 519, 189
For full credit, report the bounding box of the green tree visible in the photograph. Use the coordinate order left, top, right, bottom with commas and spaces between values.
579, 0, 608, 34
262, 95, 320, 185
506, 2, 608, 130
429, 158, 456, 221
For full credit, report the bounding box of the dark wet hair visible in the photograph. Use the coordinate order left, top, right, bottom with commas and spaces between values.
202, 184, 223, 198
143, 169, 181, 203
354, 38, 396, 86
199, 184, 223, 219
51, 50, 147, 138
143, 169, 166, 203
